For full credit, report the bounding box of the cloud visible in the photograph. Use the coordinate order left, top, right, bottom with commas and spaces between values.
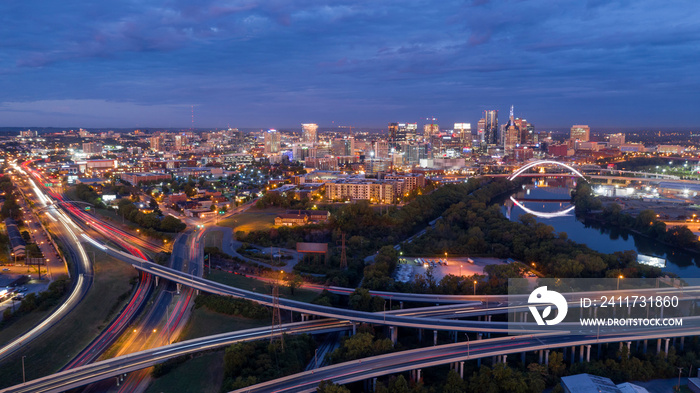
1, 0, 699, 127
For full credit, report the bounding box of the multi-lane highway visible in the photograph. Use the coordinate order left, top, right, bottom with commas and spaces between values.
0, 163, 94, 362
231, 327, 693, 393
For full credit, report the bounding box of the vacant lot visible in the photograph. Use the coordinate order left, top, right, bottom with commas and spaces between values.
217, 208, 284, 234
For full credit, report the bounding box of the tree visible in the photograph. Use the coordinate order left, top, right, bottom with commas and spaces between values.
160, 215, 186, 232
443, 370, 467, 393
317, 380, 350, 393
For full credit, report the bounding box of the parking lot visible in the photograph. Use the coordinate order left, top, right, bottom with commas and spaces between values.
394, 257, 507, 283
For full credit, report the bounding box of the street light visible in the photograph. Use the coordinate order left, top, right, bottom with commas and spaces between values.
617, 275, 623, 290
473, 280, 477, 296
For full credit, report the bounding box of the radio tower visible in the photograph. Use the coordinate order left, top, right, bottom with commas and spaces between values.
191, 105, 194, 130
271, 271, 284, 351
339, 233, 347, 269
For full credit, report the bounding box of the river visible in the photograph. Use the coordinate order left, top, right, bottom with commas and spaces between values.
502, 178, 700, 278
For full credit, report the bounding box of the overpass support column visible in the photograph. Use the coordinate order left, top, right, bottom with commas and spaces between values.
545, 350, 550, 366
586, 345, 591, 362
400, 301, 403, 310
502, 354, 507, 364
417, 369, 422, 382
521, 352, 526, 364
627, 341, 632, 358
665, 338, 670, 356
459, 361, 464, 379
155, 276, 159, 286
373, 377, 377, 392
570, 346, 575, 364
580, 345, 585, 363
390, 326, 397, 345
643, 340, 648, 354
433, 330, 438, 346
352, 322, 356, 336
539, 350, 543, 364
176, 283, 181, 294
657, 339, 662, 354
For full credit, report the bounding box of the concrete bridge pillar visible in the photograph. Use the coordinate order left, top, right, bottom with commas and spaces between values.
400, 301, 403, 310
417, 369, 422, 381
570, 346, 575, 364
155, 276, 159, 286
580, 345, 585, 363
176, 283, 181, 294
433, 330, 438, 346
627, 341, 632, 357
418, 328, 422, 343
521, 352, 526, 364
352, 322, 356, 336
390, 326, 397, 345
665, 338, 670, 356
459, 361, 464, 379
502, 354, 507, 364
643, 339, 648, 354
373, 377, 377, 392
657, 338, 662, 354
539, 350, 543, 364
545, 350, 550, 366
586, 345, 591, 362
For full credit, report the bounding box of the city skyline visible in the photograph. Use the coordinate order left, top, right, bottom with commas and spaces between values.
1, 0, 699, 128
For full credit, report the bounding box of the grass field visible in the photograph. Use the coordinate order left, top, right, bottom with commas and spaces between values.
206, 270, 320, 304
180, 307, 269, 341
217, 207, 284, 233
0, 245, 138, 388
144, 352, 224, 393
203, 229, 223, 249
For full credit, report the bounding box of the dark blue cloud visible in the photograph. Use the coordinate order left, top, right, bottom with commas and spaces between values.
0, 0, 699, 128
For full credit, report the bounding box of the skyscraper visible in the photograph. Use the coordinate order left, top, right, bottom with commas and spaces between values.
388, 123, 399, 143
302, 123, 318, 144
423, 123, 439, 139
570, 125, 590, 142
264, 129, 281, 154
453, 123, 472, 149
477, 119, 486, 146
483, 110, 498, 146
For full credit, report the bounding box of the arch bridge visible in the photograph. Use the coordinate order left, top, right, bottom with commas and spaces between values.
508, 160, 586, 181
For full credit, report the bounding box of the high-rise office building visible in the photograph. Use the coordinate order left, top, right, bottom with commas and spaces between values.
453, 123, 472, 147
405, 123, 418, 142
477, 119, 486, 146
423, 123, 439, 139
331, 137, 355, 156
483, 110, 498, 146
302, 123, 318, 144
264, 129, 281, 154
570, 125, 590, 142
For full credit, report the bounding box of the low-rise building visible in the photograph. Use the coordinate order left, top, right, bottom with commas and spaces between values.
274, 210, 330, 226
121, 172, 172, 185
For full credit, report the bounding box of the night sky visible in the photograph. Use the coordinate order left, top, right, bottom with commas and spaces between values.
1, 0, 699, 129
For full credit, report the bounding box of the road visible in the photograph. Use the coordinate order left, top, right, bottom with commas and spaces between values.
231, 328, 691, 393
0, 162, 93, 362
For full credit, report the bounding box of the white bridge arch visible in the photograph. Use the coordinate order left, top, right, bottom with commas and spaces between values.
509, 197, 575, 219
508, 160, 586, 181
